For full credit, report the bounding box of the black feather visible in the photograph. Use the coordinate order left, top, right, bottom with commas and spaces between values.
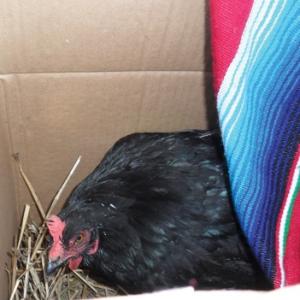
57, 130, 272, 293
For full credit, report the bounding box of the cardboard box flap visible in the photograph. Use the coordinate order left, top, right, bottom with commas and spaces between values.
0, 0, 208, 74
2, 71, 214, 219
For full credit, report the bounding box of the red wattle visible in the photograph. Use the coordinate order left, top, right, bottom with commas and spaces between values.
68, 256, 83, 270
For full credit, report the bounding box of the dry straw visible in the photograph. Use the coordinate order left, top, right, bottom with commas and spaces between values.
7, 155, 119, 299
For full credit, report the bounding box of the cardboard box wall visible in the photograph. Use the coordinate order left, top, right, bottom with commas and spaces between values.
0, 0, 215, 298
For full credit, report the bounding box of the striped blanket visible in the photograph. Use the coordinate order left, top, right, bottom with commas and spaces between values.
210, 0, 300, 288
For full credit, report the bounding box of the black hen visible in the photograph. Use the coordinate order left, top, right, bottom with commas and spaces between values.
46, 130, 272, 293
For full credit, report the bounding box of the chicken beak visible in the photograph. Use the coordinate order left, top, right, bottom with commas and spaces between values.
46, 258, 65, 275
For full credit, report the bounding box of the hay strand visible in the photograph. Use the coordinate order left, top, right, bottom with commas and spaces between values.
13, 153, 45, 220
46, 156, 81, 218
8, 155, 119, 299
41, 255, 49, 298
17, 205, 30, 249
11, 236, 18, 295
31, 229, 46, 261
23, 236, 31, 299
72, 270, 98, 294
32, 156, 81, 261
9, 278, 20, 300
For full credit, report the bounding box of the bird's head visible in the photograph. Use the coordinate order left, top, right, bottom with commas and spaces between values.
46, 214, 100, 274
45, 183, 135, 275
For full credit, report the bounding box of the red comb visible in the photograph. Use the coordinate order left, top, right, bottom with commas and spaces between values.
46, 215, 66, 241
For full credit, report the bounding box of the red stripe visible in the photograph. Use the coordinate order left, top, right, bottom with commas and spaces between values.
284, 146, 300, 285
284, 193, 300, 285
209, 0, 253, 93
275, 145, 300, 287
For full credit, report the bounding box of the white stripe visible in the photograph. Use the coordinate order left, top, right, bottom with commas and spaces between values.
221, 78, 245, 136
219, 1, 286, 132
278, 155, 300, 287
219, 0, 279, 110
218, 0, 273, 113
249, 0, 287, 66
218, 0, 285, 126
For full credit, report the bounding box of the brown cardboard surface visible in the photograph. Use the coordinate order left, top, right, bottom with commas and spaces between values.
0, 0, 208, 74
0, 78, 17, 299
0, 0, 214, 296
2, 71, 214, 220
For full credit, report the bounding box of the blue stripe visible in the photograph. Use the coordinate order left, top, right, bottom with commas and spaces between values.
217, 0, 300, 279
218, 1, 282, 123
225, 3, 300, 217
230, 2, 299, 197
247, 76, 300, 238
242, 46, 300, 228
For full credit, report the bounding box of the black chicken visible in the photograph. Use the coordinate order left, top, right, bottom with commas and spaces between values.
46, 130, 272, 293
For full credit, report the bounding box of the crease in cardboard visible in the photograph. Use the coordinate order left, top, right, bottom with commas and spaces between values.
0, 75, 22, 221
14, 74, 34, 220
0, 76, 19, 299
0, 70, 210, 76
0, 71, 212, 221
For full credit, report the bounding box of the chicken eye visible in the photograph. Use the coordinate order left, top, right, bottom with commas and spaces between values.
75, 233, 84, 245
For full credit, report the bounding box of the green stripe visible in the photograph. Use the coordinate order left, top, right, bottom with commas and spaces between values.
283, 176, 300, 256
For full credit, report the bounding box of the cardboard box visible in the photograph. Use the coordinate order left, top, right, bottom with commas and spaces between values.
0, 0, 216, 298
1, 1, 299, 298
